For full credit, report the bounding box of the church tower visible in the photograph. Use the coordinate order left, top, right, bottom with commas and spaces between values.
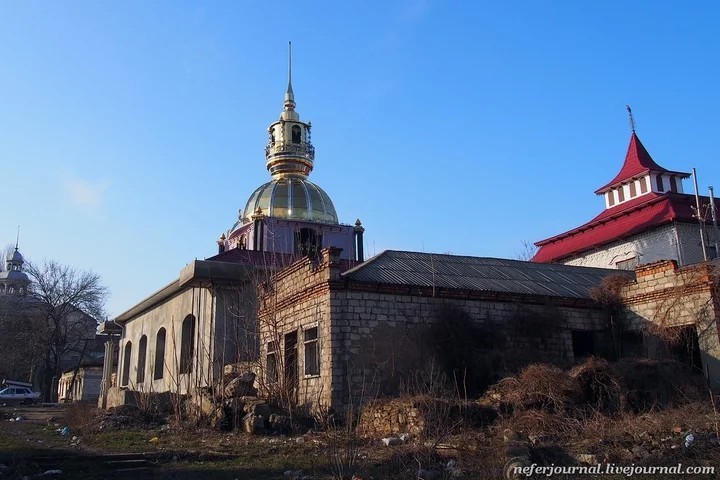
219, 44, 363, 261
0, 235, 30, 296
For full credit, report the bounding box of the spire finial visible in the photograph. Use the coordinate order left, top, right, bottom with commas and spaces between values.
626, 105, 636, 133
15, 226, 19, 251
284, 41, 295, 110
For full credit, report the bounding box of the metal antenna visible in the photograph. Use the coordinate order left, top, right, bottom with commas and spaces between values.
626, 105, 636, 133
709, 186, 720, 258
692, 168, 709, 261
15, 226, 20, 251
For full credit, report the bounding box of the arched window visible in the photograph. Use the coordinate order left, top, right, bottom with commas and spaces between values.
291, 125, 301, 144
180, 315, 196, 374
239, 234, 247, 250
137, 335, 147, 384
121, 341, 132, 387
154, 328, 166, 380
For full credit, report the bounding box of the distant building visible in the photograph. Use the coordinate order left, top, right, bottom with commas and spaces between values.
0, 245, 30, 296
58, 363, 104, 404
533, 129, 719, 268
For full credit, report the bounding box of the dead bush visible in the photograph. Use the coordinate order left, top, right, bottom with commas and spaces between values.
512, 364, 579, 414
615, 358, 705, 412
63, 403, 97, 433
570, 357, 625, 415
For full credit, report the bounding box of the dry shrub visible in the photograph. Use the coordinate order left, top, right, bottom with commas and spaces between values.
615, 358, 705, 411
64, 403, 98, 432
511, 364, 579, 414
589, 274, 632, 310
570, 357, 625, 414
502, 410, 581, 437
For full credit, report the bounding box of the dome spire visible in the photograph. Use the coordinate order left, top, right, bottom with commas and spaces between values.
266, 42, 315, 178
15, 225, 20, 251
284, 41, 295, 112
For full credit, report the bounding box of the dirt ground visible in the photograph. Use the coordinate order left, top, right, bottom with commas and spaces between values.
0, 392, 720, 480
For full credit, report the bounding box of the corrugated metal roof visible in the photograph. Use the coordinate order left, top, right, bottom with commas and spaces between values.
342, 250, 634, 299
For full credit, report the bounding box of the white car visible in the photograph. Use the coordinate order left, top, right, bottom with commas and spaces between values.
0, 386, 41, 405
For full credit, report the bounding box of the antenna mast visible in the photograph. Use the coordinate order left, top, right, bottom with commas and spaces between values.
709, 186, 720, 258
626, 105, 636, 132
692, 168, 708, 261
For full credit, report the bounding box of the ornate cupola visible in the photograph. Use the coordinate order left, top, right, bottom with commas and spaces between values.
264, 42, 315, 178
216, 44, 362, 260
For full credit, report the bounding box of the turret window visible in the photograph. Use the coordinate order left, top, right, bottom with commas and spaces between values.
640, 177, 648, 194
607, 192, 615, 207
629, 181, 637, 198
670, 177, 678, 193
617, 186, 625, 202
291, 125, 301, 144
656, 175, 664, 192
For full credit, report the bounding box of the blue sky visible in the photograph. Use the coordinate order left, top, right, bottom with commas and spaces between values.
2, 1, 719, 316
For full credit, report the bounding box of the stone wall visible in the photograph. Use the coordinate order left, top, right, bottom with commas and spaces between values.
619, 260, 720, 389
261, 248, 611, 412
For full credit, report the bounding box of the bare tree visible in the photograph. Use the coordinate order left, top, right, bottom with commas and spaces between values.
515, 240, 538, 261
25, 260, 108, 401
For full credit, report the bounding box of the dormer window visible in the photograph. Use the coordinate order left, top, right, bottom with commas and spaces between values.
291, 125, 301, 144
670, 177, 678, 193
640, 177, 648, 194
629, 182, 637, 198
617, 186, 625, 202
656, 175, 664, 192
607, 191, 615, 207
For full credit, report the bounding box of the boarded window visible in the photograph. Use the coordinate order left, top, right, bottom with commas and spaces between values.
304, 327, 320, 376
180, 315, 196, 374
137, 335, 147, 384
639, 177, 648, 194
154, 328, 166, 380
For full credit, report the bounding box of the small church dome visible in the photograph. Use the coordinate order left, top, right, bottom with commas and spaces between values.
241, 177, 338, 224
8, 249, 23, 264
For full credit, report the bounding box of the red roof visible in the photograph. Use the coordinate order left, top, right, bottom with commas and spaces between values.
595, 132, 689, 194
532, 193, 708, 263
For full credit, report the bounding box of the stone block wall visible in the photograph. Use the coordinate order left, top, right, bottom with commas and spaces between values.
261, 248, 611, 412
619, 259, 720, 388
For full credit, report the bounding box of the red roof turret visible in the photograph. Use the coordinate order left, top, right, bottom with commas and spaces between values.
595, 132, 689, 194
